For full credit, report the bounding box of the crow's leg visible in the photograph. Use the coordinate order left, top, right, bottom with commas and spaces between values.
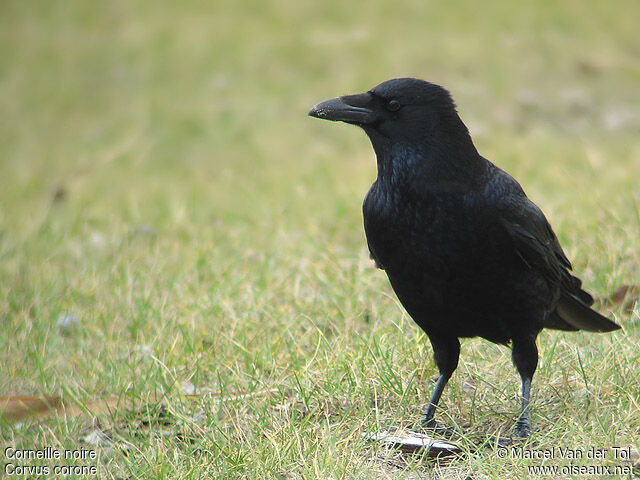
420, 336, 460, 429
511, 336, 538, 438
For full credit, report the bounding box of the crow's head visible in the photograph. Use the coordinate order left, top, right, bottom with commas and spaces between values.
309, 78, 467, 151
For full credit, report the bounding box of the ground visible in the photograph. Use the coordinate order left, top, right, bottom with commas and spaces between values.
1, 0, 639, 478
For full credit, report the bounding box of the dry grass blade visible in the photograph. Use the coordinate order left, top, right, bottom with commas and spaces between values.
603, 285, 640, 313
0, 395, 159, 422
0, 396, 65, 421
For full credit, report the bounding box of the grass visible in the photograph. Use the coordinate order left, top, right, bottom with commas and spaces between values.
1, 0, 639, 478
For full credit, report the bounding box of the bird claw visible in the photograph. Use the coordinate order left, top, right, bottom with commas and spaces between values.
513, 420, 531, 439
414, 418, 459, 438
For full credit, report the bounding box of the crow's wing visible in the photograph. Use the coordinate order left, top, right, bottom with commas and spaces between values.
489, 169, 619, 332
498, 197, 572, 287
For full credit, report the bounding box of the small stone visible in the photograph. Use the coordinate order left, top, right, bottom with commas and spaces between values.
133, 344, 153, 357
57, 314, 80, 335
182, 381, 196, 395
82, 429, 112, 446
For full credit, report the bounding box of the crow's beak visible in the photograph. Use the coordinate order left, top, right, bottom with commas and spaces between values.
308, 93, 375, 125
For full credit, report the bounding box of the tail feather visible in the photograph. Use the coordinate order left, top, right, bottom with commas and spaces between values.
565, 274, 595, 306
555, 294, 621, 333
544, 310, 579, 331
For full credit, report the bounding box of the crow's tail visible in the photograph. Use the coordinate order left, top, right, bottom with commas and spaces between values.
555, 293, 621, 332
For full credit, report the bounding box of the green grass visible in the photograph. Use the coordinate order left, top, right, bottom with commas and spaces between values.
1, 0, 639, 478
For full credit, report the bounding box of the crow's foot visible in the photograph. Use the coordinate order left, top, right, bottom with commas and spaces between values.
414, 418, 459, 438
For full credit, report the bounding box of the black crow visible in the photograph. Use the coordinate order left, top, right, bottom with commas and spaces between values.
308, 78, 620, 438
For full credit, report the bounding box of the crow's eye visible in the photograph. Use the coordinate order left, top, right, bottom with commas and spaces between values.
386, 99, 402, 112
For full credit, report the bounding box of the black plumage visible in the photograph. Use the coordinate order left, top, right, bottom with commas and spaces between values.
309, 78, 620, 437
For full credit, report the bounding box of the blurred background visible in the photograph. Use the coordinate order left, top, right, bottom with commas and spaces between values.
1, 0, 639, 477
2, 0, 639, 232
